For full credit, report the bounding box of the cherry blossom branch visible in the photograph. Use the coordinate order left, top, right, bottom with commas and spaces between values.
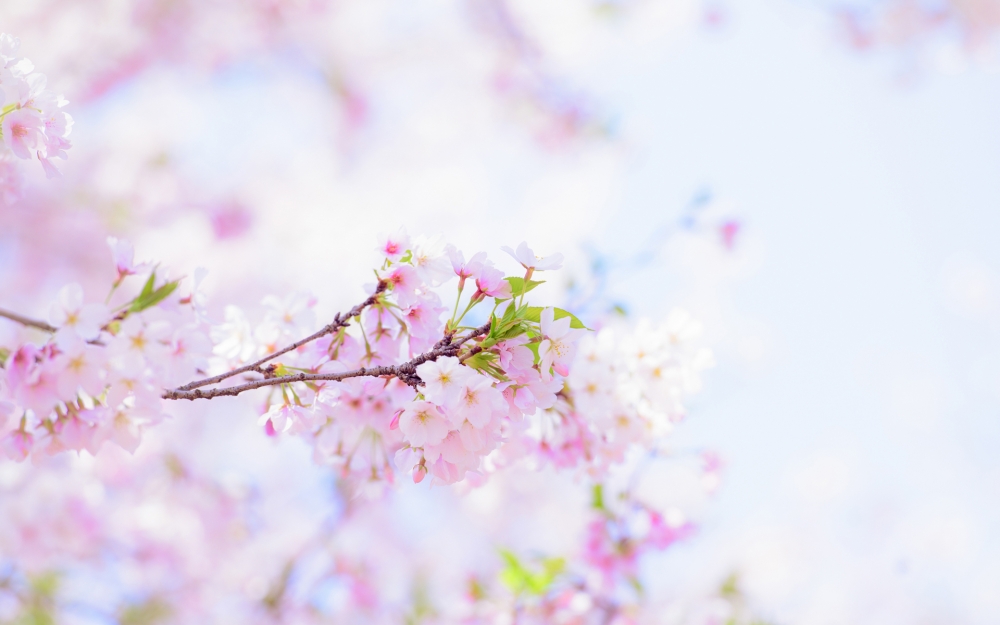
163, 319, 492, 401
173, 282, 387, 392
0, 307, 58, 333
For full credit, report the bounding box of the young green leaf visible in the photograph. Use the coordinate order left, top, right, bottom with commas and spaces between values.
130, 280, 180, 313
503, 276, 545, 299
523, 306, 590, 330
464, 352, 508, 381
497, 550, 565, 596
138, 270, 157, 300
591, 483, 606, 511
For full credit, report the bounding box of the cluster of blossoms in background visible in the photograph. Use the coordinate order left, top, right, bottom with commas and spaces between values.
0, 444, 727, 624
530, 311, 713, 475
0, 228, 724, 622
0, 34, 72, 186
0, 237, 211, 462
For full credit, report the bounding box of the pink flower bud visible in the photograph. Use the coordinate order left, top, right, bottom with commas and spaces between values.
412, 464, 427, 484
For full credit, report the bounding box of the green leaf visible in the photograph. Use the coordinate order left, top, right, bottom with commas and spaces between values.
138, 270, 157, 300
119, 599, 172, 625
523, 306, 590, 330
129, 280, 180, 313
503, 277, 545, 299
525, 340, 541, 364
496, 323, 528, 341
591, 484, 605, 511
719, 573, 740, 598
497, 550, 565, 597
488, 302, 530, 341
499, 300, 518, 324
464, 352, 507, 381
29, 573, 60, 599
498, 550, 530, 594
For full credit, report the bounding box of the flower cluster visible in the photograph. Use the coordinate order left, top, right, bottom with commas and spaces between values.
0, 238, 212, 461
0, 228, 715, 506
203, 233, 583, 490
0, 213, 717, 623
0, 33, 72, 180
524, 311, 714, 474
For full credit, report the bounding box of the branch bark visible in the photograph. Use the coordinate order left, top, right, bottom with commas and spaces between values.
0, 307, 57, 333
173, 282, 386, 392
163, 320, 492, 401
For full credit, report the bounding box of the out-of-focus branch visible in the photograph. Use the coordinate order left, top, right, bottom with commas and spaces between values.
163, 320, 491, 401
0, 307, 57, 333
173, 282, 387, 392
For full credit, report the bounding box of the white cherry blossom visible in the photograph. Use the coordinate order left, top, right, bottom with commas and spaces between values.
48, 283, 107, 342
501, 241, 565, 271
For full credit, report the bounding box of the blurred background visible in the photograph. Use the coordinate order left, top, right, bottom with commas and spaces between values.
3, 0, 1000, 622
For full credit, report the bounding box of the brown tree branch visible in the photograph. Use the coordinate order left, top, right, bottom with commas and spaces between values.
0, 307, 57, 333
173, 282, 386, 392
163, 320, 492, 401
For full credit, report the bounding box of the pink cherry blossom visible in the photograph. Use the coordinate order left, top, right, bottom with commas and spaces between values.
385, 264, 420, 308
162, 324, 212, 386
6, 348, 60, 418
402, 296, 447, 353
109, 315, 170, 371
377, 228, 410, 262
53, 333, 106, 398
538, 307, 582, 380
428, 454, 462, 483
416, 356, 473, 406
451, 373, 505, 428
398, 401, 449, 448
496, 335, 535, 379
0, 40, 73, 176
448, 248, 488, 282
1, 108, 42, 159
258, 403, 299, 434
106, 237, 150, 282
0, 428, 32, 461
473, 263, 512, 299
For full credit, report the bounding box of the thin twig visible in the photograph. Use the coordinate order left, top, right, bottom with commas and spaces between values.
174, 283, 386, 392
0, 307, 57, 333
163, 320, 491, 401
